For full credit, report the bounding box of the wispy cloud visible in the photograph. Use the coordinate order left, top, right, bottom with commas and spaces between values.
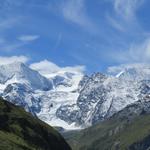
0, 18, 20, 31
0, 35, 39, 52
0, 42, 24, 52
53, 33, 62, 50
0, 36, 24, 52
60, 0, 95, 31
0, 34, 40, 52
0, 3, 25, 52
108, 37, 150, 63
0, 55, 29, 65
18, 35, 40, 42
113, 0, 143, 21
107, 0, 144, 31
130, 38, 150, 62
106, 14, 125, 32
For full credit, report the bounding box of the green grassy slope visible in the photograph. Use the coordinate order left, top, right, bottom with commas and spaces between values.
0, 97, 71, 150
66, 104, 150, 150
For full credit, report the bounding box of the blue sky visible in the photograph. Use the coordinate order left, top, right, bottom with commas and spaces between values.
0, 0, 150, 73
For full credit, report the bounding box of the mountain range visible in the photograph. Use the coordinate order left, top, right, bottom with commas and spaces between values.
1, 62, 150, 130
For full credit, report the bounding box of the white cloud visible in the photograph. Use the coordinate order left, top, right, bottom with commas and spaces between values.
30, 60, 60, 75
0, 55, 29, 65
18, 35, 40, 42
30, 59, 85, 77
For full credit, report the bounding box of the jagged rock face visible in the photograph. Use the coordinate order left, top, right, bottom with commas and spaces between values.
1, 62, 150, 129
56, 104, 80, 124
56, 73, 111, 126
3, 83, 41, 115
112, 99, 150, 122
56, 67, 150, 127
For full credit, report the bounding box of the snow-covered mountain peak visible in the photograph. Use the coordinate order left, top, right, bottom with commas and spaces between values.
0, 62, 53, 91
0, 61, 25, 74
119, 68, 150, 81
109, 64, 150, 81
